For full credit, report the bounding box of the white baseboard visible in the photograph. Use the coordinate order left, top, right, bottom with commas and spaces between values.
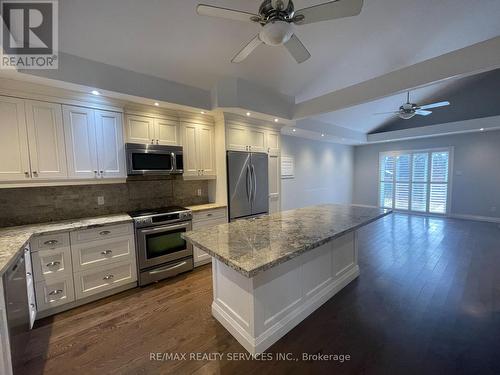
212, 266, 360, 354
449, 213, 500, 224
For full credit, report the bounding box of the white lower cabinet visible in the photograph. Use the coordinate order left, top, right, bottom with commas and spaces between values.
35, 276, 76, 312
192, 208, 227, 266
31, 223, 137, 317
74, 260, 137, 300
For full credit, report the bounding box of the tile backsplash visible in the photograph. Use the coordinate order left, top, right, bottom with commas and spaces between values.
0, 178, 209, 227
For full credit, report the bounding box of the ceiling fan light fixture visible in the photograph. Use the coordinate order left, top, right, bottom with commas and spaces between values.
398, 112, 416, 120
259, 20, 295, 46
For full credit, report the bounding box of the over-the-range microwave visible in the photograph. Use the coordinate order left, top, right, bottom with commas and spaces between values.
126, 143, 183, 176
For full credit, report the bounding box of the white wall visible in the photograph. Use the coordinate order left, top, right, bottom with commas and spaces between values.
353, 130, 500, 220
280, 135, 354, 210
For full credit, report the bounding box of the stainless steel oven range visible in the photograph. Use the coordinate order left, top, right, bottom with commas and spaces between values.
129, 206, 193, 286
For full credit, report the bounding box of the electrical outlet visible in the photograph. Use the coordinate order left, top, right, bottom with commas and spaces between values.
197, 188, 202, 197
97, 196, 105, 206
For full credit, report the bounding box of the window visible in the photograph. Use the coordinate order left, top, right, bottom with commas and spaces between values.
379, 149, 451, 214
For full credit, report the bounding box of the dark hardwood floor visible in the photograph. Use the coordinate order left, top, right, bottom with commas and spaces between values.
20, 214, 500, 375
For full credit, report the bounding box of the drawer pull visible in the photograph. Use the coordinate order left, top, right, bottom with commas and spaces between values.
48, 289, 63, 296
99, 230, 111, 236
46, 261, 61, 268
30, 303, 35, 308
43, 240, 59, 246
26, 272, 32, 276
101, 250, 113, 255
103, 274, 114, 281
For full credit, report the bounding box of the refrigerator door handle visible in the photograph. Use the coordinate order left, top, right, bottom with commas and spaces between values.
251, 164, 257, 204
246, 164, 252, 203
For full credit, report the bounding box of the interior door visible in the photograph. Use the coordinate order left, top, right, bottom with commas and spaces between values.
63, 105, 98, 179
0, 95, 30, 181
227, 151, 252, 220
250, 152, 269, 216
25, 100, 67, 179
95, 110, 126, 178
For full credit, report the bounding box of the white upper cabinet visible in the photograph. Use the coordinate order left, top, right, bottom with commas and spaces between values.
95, 110, 126, 178
125, 114, 179, 145
64, 105, 125, 179
63, 106, 98, 179
125, 115, 155, 144
0, 96, 30, 181
266, 130, 280, 156
225, 122, 268, 153
25, 100, 67, 179
181, 122, 216, 178
155, 117, 178, 145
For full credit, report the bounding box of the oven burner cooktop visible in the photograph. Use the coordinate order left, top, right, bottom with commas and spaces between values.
128, 206, 189, 218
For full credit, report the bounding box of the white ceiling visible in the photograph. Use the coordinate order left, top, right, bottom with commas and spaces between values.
59, 0, 500, 101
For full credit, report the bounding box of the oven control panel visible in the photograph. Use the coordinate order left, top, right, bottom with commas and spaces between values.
133, 211, 192, 228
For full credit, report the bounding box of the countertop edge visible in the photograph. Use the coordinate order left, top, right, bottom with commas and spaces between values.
0, 215, 133, 275
186, 203, 228, 212
184, 210, 392, 278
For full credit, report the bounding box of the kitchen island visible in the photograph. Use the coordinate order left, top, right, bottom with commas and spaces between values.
183, 204, 391, 354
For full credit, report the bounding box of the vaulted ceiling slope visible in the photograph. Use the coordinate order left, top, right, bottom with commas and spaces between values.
58, 0, 500, 99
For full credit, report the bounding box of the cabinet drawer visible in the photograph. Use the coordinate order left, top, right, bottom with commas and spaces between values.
73, 260, 137, 300
193, 208, 227, 223
32, 246, 72, 282
35, 276, 75, 312
71, 235, 135, 271
70, 223, 133, 244
193, 216, 227, 230
31, 232, 70, 251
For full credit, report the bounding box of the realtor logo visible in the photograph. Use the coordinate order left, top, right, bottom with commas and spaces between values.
1, 0, 58, 69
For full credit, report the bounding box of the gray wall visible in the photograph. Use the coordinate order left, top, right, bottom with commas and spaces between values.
281, 135, 353, 210
353, 130, 500, 219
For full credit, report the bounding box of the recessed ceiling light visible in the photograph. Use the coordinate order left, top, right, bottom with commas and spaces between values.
274, 118, 279, 122
321, 134, 325, 137
292, 128, 296, 132
200, 111, 205, 114
91, 90, 100, 96
246, 112, 251, 116
480, 128, 484, 131
154, 102, 159, 106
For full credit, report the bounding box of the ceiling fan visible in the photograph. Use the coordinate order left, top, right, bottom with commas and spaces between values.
196, 0, 364, 63
374, 92, 451, 120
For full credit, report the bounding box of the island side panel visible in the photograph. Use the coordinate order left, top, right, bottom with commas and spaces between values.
211, 231, 360, 354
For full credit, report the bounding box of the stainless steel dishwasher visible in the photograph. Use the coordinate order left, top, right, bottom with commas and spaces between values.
3, 252, 30, 374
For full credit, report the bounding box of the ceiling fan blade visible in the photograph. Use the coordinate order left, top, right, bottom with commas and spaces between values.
415, 109, 432, 116
373, 111, 398, 115
294, 0, 363, 25
284, 34, 311, 63
419, 101, 450, 110
196, 4, 259, 23
231, 35, 262, 63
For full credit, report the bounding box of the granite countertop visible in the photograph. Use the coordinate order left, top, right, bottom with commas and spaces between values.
0, 214, 132, 274
186, 203, 227, 212
183, 204, 391, 277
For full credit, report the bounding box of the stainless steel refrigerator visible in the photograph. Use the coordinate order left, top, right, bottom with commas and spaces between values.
227, 151, 269, 221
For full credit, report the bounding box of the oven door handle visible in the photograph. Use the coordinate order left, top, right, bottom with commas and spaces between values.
149, 261, 187, 275
138, 222, 190, 235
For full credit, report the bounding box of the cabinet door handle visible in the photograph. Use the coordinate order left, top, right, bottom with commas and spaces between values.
48, 289, 63, 296
103, 274, 114, 280
26, 271, 32, 276
30, 303, 35, 308
46, 261, 61, 268
99, 230, 111, 236
151, 139, 155, 144
156, 139, 159, 144
33, 171, 38, 176
43, 239, 59, 246
24, 171, 30, 177
101, 250, 113, 255
100, 170, 104, 175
